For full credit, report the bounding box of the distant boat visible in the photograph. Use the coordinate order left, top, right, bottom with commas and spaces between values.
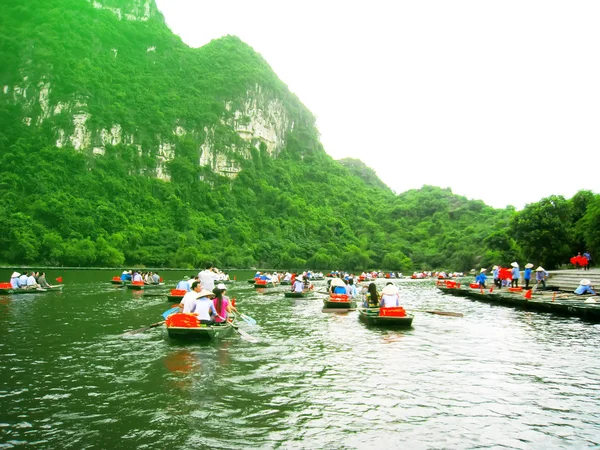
0, 284, 63, 295
126, 282, 165, 290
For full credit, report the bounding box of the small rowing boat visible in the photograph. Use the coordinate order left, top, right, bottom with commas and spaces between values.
254, 281, 277, 288
284, 291, 307, 298
323, 294, 356, 309
110, 277, 131, 285
0, 284, 64, 295
165, 312, 236, 340
167, 289, 186, 302
358, 307, 414, 327
126, 282, 165, 291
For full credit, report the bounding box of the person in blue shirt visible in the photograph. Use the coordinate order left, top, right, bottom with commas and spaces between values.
176, 275, 191, 292
510, 262, 520, 288
583, 251, 592, 271
523, 263, 533, 289
574, 280, 596, 295
476, 269, 487, 288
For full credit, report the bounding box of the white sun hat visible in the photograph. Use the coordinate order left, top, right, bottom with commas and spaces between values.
536, 266, 545, 272
330, 278, 345, 287
11, 272, 20, 278
580, 279, 591, 286
197, 289, 216, 298
525, 263, 534, 268
217, 283, 227, 290
382, 284, 399, 295
480, 268, 487, 273
510, 262, 519, 267
492, 265, 498, 270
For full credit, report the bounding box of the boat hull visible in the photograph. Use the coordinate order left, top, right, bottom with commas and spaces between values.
284, 291, 307, 298
323, 299, 357, 309
254, 283, 276, 288
111, 280, 131, 285
166, 323, 234, 340
126, 283, 165, 290
358, 308, 414, 327
0, 285, 63, 295
167, 295, 184, 303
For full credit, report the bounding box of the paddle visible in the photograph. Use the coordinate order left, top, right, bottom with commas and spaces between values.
123, 320, 165, 335
411, 309, 464, 317
162, 306, 180, 319
230, 308, 257, 326
230, 323, 259, 343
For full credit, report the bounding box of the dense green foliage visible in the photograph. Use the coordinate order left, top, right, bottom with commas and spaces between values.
0, 0, 597, 271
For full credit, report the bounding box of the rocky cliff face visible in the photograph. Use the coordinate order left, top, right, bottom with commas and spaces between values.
1, 0, 307, 182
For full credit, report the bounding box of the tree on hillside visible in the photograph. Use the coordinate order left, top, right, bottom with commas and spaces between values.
510, 195, 572, 269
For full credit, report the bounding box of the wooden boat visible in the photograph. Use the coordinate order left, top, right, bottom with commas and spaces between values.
165, 312, 236, 340
167, 288, 186, 302
126, 282, 165, 290
280, 280, 292, 285
247, 279, 258, 284
284, 291, 307, 298
0, 284, 63, 295
111, 276, 131, 285
323, 294, 356, 309
166, 322, 235, 340
253, 281, 276, 288
358, 308, 414, 327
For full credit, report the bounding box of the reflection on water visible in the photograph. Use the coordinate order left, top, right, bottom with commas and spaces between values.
0, 270, 599, 449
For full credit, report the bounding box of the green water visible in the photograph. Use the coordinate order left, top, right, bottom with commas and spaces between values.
1, 270, 599, 449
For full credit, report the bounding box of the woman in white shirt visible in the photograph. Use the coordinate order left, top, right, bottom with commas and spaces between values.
380, 284, 400, 308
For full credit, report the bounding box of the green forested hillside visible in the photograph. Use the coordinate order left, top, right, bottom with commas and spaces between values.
0, 0, 598, 271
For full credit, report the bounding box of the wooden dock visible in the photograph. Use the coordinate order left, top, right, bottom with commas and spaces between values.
437, 284, 600, 322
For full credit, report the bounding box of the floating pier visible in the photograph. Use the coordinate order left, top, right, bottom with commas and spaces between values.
437, 284, 600, 322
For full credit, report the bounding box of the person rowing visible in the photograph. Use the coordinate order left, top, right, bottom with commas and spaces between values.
292, 276, 304, 293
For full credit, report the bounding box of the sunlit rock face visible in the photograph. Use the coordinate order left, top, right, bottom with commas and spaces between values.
6, 77, 292, 181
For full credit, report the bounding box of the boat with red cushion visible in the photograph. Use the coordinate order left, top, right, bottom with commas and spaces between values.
323, 294, 356, 309
358, 307, 414, 327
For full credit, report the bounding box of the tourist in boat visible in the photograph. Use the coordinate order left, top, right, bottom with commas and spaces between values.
38, 272, 51, 288
212, 285, 232, 324
179, 281, 202, 313
26, 272, 40, 289
18, 272, 28, 288
199, 263, 219, 291
132, 271, 143, 283
292, 276, 304, 293
330, 277, 347, 294
510, 262, 520, 288
366, 282, 379, 308
574, 279, 596, 295
535, 266, 548, 289
176, 275, 191, 292
151, 272, 160, 284
476, 268, 487, 288
10, 272, 20, 289
120, 270, 129, 282
523, 263, 533, 289
380, 284, 400, 307
194, 289, 218, 324
346, 278, 358, 297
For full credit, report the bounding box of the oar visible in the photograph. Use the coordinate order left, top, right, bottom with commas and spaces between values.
411, 309, 464, 317
230, 322, 259, 343
123, 320, 165, 335
231, 308, 257, 326
162, 306, 180, 319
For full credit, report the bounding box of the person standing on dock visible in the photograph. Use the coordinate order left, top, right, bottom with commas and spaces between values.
583, 251, 592, 270
492, 266, 501, 289
510, 262, 520, 288
535, 267, 548, 289
524, 263, 534, 289
476, 268, 487, 288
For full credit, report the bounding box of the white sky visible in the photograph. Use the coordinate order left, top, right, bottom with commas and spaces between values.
154, 0, 600, 209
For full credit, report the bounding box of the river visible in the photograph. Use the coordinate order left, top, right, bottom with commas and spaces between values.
1, 269, 599, 449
